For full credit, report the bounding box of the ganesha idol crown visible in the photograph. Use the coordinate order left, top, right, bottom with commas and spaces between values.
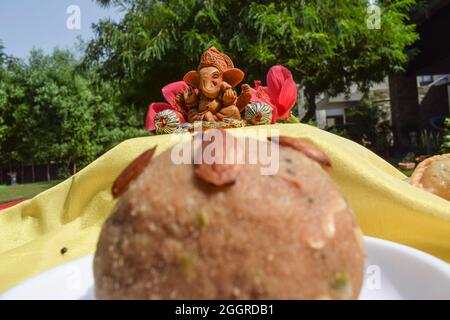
183, 46, 244, 89
145, 46, 298, 135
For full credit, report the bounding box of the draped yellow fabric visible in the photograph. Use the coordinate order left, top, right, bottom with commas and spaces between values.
1, 123, 449, 293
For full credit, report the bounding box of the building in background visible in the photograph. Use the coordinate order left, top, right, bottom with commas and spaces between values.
303, 74, 450, 134
296, 1, 450, 154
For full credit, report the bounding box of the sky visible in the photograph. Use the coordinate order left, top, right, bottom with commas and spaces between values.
0, 0, 123, 59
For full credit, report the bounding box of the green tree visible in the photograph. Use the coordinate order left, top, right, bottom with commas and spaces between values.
441, 118, 450, 154
86, 0, 418, 122
0, 47, 145, 180
0, 40, 8, 176
0, 56, 29, 174
0, 40, 5, 65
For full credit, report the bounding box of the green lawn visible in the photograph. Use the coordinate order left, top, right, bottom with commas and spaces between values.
0, 180, 62, 204
397, 168, 414, 177
386, 158, 414, 177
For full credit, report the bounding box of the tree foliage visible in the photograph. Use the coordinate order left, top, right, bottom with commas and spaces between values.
0, 40, 5, 65
0, 48, 145, 175
1, 1, 421, 180
86, 0, 418, 121
441, 118, 450, 154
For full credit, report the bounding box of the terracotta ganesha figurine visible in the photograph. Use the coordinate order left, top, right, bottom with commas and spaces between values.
179, 47, 252, 122
145, 47, 298, 134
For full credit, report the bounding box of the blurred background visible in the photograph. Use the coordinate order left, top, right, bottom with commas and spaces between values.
0, 0, 449, 205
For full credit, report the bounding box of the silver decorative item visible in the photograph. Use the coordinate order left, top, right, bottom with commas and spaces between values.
244, 102, 272, 125
154, 109, 181, 134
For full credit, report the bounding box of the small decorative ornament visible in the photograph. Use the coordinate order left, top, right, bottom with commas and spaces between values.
221, 118, 247, 128
245, 102, 272, 125
154, 109, 181, 134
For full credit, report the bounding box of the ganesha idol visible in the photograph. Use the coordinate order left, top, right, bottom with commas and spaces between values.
146, 46, 298, 134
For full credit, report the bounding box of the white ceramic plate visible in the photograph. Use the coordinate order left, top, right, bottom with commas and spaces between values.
2, 236, 450, 300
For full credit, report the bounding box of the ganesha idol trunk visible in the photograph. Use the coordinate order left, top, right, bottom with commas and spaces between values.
94, 129, 365, 300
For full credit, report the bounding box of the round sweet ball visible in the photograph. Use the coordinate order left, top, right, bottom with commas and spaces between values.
94, 130, 365, 299
410, 154, 450, 201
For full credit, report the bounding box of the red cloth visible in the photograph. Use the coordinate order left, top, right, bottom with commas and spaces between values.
0, 199, 29, 211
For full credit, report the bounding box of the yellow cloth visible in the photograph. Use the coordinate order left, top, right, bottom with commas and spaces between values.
1, 123, 449, 293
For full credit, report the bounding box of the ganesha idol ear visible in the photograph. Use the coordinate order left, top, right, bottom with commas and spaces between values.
223, 68, 245, 88
183, 70, 200, 88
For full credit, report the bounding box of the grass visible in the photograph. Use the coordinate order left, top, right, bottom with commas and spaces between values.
386, 158, 414, 177
0, 180, 62, 204
397, 168, 414, 177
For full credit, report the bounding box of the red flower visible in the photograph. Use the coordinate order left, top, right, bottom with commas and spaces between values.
250, 65, 298, 123
145, 81, 188, 131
